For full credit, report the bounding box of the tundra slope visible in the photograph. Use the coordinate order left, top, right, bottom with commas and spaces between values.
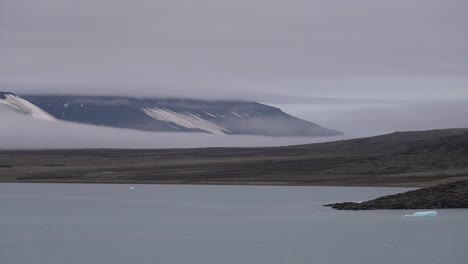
1, 128, 467, 186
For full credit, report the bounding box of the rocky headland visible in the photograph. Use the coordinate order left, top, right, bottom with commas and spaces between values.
325, 180, 468, 210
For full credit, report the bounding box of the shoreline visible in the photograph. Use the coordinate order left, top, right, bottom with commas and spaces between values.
2, 129, 467, 189
1, 178, 464, 188
325, 179, 468, 210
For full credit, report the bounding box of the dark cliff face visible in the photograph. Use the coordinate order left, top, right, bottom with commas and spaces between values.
20, 94, 342, 137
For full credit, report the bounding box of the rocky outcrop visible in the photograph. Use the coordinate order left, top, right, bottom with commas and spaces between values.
324, 180, 468, 210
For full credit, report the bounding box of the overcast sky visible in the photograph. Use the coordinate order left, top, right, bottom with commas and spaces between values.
1, 0, 467, 137
1, 0, 467, 101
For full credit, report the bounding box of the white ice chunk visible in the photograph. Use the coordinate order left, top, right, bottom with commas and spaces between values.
405, 211, 437, 217
129, 186, 135, 190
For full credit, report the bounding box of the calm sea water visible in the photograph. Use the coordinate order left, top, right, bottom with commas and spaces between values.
1, 183, 467, 264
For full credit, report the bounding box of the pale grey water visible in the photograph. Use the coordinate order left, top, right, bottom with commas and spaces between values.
1, 184, 467, 264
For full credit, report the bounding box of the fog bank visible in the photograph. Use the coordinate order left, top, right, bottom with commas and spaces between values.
279, 100, 468, 136
0, 113, 350, 149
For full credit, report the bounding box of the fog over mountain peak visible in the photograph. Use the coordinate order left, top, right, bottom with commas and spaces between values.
1, 92, 342, 138
1, 0, 467, 146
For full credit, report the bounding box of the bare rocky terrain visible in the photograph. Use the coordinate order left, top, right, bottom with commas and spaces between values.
325, 179, 468, 210
1, 128, 468, 187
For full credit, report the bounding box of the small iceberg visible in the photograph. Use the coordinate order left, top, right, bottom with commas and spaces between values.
129, 186, 135, 190
405, 211, 437, 217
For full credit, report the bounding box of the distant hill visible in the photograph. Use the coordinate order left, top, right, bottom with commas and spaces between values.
11, 93, 341, 137
1, 128, 467, 186
306, 129, 468, 175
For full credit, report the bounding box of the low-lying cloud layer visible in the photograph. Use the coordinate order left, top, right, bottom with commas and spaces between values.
0, 113, 348, 149
285, 100, 468, 136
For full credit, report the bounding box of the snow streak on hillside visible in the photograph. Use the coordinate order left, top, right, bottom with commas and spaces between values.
143, 108, 230, 135
0, 94, 56, 121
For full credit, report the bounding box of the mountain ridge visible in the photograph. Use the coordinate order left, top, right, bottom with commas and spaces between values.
14, 93, 341, 137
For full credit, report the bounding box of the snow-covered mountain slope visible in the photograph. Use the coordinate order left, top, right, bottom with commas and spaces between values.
0, 92, 56, 121
17, 94, 341, 137
142, 108, 230, 135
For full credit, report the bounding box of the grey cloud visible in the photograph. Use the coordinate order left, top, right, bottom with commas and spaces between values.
1, 0, 467, 143
1, 0, 467, 102
296, 100, 468, 136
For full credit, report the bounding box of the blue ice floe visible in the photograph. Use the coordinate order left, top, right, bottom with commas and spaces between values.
404, 211, 437, 217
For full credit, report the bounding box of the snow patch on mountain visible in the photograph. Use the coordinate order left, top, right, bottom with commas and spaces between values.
142, 108, 230, 135
0, 94, 56, 121
231, 112, 244, 118
205, 112, 217, 118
